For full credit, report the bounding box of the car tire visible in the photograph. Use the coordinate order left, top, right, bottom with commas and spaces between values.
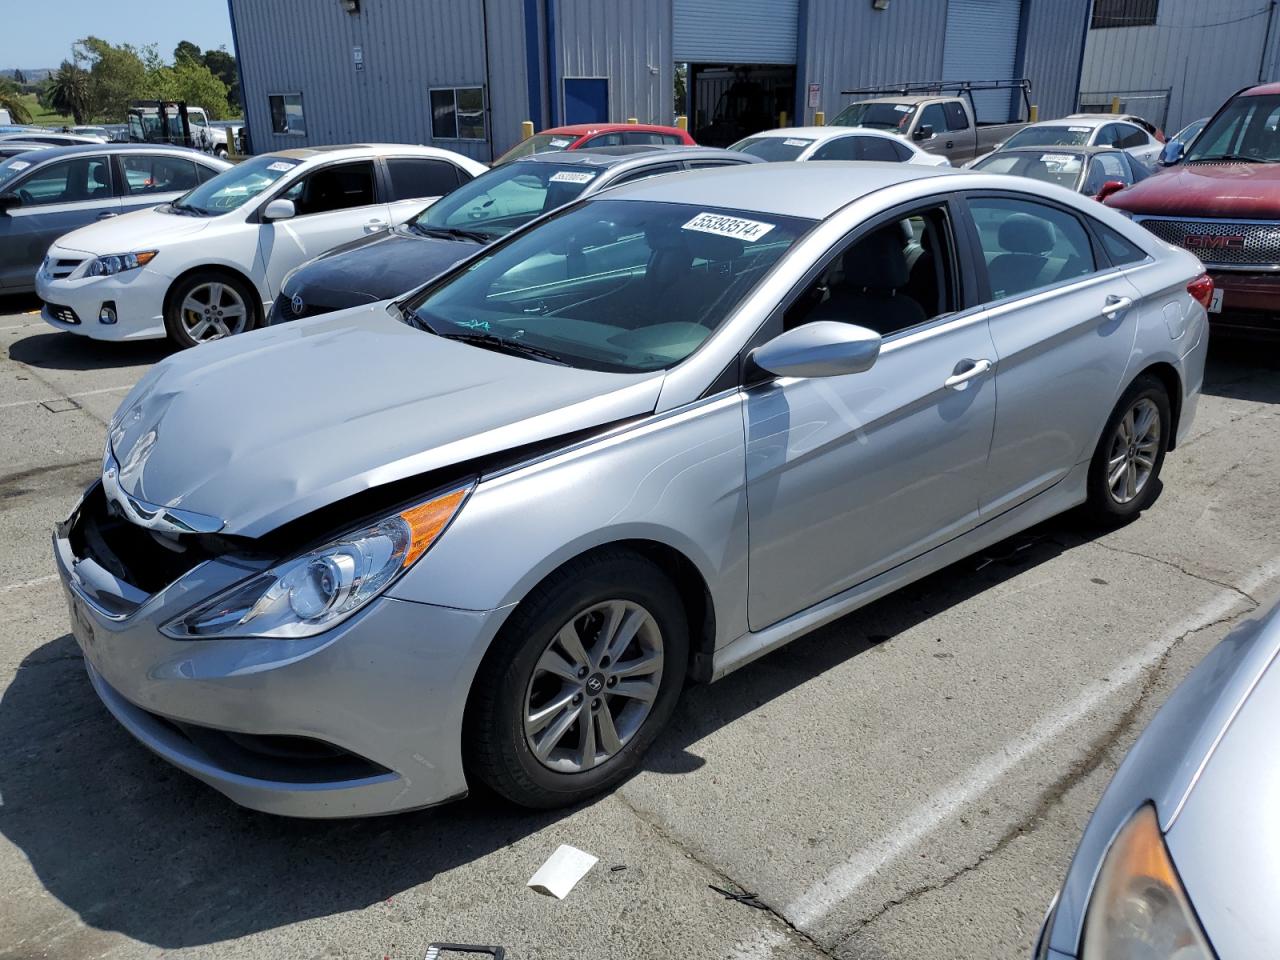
164, 271, 258, 349
465, 549, 689, 808
1083, 374, 1171, 524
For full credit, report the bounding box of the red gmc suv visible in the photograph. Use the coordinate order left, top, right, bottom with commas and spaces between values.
1106, 82, 1280, 335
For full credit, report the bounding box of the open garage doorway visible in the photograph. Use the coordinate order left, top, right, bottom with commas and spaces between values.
683, 64, 796, 147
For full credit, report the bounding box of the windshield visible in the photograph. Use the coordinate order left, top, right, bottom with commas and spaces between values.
404, 199, 812, 372
972, 151, 1084, 188
494, 133, 582, 165
1173, 118, 1207, 146
407, 161, 604, 241
170, 154, 303, 216
729, 136, 815, 161
830, 101, 915, 131
1003, 125, 1093, 148
1186, 93, 1280, 162
0, 154, 37, 189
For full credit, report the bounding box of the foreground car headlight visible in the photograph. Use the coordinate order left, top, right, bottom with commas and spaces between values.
162, 483, 473, 639
86, 250, 158, 277
1081, 805, 1215, 959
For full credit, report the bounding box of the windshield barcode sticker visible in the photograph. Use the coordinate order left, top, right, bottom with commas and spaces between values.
1068, 126, 1091, 133
783, 138, 812, 147
549, 170, 595, 183
8, 160, 29, 171
266, 161, 297, 172
894, 104, 912, 112
549, 138, 573, 148
683, 212, 776, 243
1040, 153, 1076, 164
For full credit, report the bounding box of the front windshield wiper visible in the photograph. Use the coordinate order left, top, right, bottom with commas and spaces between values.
1192, 153, 1280, 164
411, 224, 492, 243
425, 326, 568, 365
169, 200, 211, 216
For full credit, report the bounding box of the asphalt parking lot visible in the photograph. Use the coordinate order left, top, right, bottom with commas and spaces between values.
2, 293, 1279, 960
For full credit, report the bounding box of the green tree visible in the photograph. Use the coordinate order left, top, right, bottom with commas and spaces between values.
174, 40, 202, 65
202, 48, 239, 111
0, 89, 32, 124
13, 68, 25, 85
143, 47, 231, 119
45, 61, 91, 124
75, 36, 147, 121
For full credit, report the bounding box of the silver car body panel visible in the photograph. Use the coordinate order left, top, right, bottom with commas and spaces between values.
57, 164, 1209, 815
1043, 604, 1280, 957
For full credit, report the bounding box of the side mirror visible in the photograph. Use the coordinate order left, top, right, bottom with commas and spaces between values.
913, 124, 934, 142
1094, 180, 1127, 203
1158, 140, 1184, 166
749, 321, 882, 380
0, 193, 17, 213
262, 198, 296, 221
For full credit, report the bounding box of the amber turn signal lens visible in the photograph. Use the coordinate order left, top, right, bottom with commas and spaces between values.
400, 486, 471, 567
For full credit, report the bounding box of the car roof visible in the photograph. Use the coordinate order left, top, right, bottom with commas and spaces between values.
743, 125, 908, 144
1244, 81, 1280, 96
596, 161, 959, 219
981, 144, 1129, 157
539, 123, 687, 137
268, 143, 475, 163
0, 142, 222, 162
514, 144, 752, 168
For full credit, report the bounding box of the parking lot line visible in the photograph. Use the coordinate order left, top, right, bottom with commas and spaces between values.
736, 558, 1280, 944
0, 573, 58, 594
0, 385, 132, 412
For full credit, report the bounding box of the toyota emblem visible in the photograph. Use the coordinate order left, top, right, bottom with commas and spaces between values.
290, 294, 305, 316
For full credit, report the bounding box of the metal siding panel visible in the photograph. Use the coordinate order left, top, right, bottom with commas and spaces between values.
673, 0, 799, 64
555, 0, 672, 124
1020, 0, 1092, 119
1081, 0, 1280, 132
942, 0, 1024, 121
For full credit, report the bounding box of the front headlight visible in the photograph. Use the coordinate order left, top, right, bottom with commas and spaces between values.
162, 483, 472, 639
86, 250, 158, 277
1081, 805, 1215, 959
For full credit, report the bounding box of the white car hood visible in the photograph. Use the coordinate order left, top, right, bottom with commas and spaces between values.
54, 204, 214, 257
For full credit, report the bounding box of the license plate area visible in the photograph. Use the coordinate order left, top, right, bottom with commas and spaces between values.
1209, 289, 1224, 313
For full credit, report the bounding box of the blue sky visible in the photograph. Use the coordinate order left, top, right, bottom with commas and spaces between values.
4, 0, 235, 69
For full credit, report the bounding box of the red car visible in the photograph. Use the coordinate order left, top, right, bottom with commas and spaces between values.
494, 123, 696, 165
1106, 82, 1280, 336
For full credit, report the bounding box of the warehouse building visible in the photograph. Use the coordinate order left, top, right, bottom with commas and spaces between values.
227, 0, 1091, 162
1081, 0, 1280, 133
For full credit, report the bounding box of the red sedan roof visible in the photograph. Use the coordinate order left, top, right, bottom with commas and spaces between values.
543, 123, 692, 137
1245, 81, 1280, 96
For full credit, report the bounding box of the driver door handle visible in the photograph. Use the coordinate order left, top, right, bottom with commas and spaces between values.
363, 218, 388, 233
97, 211, 118, 220
944, 358, 993, 390
1104, 294, 1134, 318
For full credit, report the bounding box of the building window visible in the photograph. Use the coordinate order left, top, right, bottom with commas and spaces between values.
430, 87, 486, 141
269, 93, 306, 135
1091, 0, 1158, 28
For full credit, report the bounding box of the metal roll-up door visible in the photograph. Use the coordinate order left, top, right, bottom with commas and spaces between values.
674, 0, 799, 64
942, 0, 1024, 121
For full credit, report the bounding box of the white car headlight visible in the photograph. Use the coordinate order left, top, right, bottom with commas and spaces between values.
1081, 805, 1215, 960
161, 483, 473, 640
86, 250, 158, 277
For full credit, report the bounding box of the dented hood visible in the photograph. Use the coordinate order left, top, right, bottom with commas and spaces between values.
108, 303, 663, 537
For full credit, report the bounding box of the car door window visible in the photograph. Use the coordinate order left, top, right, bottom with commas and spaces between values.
1084, 153, 1132, 194
386, 158, 465, 201
12, 156, 111, 205
119, 154, 201, 195
685, 159, 743, 169
859, 136, 908, 161
660, 134, 683, 145
943, 102, 970, 131
967, 196, 1097, 300
282, 161, 377, 215
1094, 222, 1148, 266
582, 132, 624, 148
609, 163, 681, 185
786, 203, 958, 337
1095, 124, 1126, 147
918, 104, 947, 137
196, 163, 220, 183
1114, 124, 1149, 149
810, 136, 860, 161
621, 131, 666, 145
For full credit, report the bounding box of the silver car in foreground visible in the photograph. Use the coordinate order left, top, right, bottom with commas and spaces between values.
1036, 601, 1280, 959
56, 163, 1209, 817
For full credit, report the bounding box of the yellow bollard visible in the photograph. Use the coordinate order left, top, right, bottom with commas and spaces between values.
675, 114, 688, 130
626, 117, 638, 124
779, 110, 788, 127
1029, 104, 1039, 123
1110, 96, 1121, 114
520, 120, 535, 141
814, 111, 825, 126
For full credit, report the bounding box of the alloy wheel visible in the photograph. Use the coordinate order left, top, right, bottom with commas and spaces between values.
1106, 397, 1161, 504
180, 281, 249, 342
523, 599, 664, 773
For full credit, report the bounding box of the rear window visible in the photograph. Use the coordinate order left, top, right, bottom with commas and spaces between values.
729, 136, 814, 161
972, 151, 1084, 189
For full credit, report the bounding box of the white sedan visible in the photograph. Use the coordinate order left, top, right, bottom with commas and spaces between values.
989, 114, 1164, 168
728, 126, 949, 166
36, 144, 488, 348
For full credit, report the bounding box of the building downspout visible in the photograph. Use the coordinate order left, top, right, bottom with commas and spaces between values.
794, 0, 810, 124
1260, 0, 1278, 82
224, 0, 251, 151
481, 0, 495, 161
545, 0, 560, 126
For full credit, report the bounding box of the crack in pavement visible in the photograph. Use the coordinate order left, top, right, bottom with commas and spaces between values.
830, 604, 1255, 953
1087, 539, 1258, 606
610, 790, 837, 959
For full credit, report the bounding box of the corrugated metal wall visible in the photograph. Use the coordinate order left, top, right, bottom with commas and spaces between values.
553, 0, 673, 125
1021, 0, 1092, 124
1082, 0, 1280, 133
230, 0, 528, 161
673, 0, 799, 64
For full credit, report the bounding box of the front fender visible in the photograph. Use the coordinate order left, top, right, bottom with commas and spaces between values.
389, 392, 751, 648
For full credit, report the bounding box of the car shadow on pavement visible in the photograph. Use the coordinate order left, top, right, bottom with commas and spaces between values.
0, 515, 1104, 949
8, 330, 172, 372
1202, 337, 1280, 404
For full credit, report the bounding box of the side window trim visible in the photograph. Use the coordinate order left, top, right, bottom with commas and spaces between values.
255, 159, 382, 221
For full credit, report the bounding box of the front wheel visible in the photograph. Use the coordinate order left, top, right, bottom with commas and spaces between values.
465, 551, 689, 808
164, 271, 257, 348
1083, 375, 1171, 524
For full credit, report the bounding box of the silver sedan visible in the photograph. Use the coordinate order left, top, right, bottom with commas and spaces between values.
55, 162, 1209, 816
1036, 601, 1280, 959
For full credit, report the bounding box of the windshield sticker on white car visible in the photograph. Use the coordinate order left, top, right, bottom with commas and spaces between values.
894, 104, 912, 112
8, 160, 29, 171
549, 138, 573, 148
783, 138, 813, 147
266, 161, 298, 173
549, 170, 596, 183
682, 212, 776, 243
1068, 126, 1092, 133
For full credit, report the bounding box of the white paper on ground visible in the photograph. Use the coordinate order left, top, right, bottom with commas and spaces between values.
527, 844, 598, 899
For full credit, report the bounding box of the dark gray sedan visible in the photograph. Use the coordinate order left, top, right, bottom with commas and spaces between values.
0, 143, 229, 293
1037, 599, 1280, 959
269, 145, 760, 323
970, 145, 1151, 202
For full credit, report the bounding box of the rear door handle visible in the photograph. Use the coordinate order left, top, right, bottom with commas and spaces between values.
945, 140, 954, 149
1103, 294, 1134, 318
944, 358, 993, 390
97, 212, 118, 220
